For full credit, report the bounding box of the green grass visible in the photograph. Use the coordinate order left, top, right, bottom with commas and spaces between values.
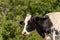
22, 31, 43, 40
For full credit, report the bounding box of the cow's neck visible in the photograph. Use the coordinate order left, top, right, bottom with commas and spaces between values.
34, 20, 52, 38
33, 16, 52, 38
35, 24, 46, 38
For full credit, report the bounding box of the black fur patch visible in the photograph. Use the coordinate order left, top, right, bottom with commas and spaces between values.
34, 15, 53, 38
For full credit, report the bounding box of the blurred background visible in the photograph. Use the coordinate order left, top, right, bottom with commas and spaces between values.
0, 0, 60, 40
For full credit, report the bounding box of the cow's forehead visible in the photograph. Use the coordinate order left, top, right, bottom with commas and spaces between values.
24, 14, 32, 23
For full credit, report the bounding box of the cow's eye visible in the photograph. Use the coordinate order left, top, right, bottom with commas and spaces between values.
28, 22, 30, 25
28, 20, 32, 25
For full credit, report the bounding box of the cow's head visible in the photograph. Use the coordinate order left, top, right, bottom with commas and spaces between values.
20, 14, 36, 36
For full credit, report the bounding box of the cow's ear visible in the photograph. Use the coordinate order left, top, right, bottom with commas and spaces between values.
35, 17, 47, 21
40, 18, 47, 21
19, 21, 24, 25
35, 17, 40, 21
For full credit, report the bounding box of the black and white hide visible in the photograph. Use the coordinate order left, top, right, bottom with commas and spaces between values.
20, 12, 60, 40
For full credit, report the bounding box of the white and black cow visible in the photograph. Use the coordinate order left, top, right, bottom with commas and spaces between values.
20, 12, 60, 40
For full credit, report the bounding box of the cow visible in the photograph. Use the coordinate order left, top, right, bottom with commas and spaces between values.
20, 12, 60, 40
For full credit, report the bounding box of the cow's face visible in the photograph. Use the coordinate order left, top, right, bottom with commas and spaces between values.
20, 14, 35, 36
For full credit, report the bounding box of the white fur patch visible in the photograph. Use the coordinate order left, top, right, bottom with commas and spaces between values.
46, 12, 60, 31
46, 12, 60, 40
22, 14, 32, 35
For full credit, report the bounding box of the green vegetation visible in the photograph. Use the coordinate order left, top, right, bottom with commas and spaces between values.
0, 0, 60, 40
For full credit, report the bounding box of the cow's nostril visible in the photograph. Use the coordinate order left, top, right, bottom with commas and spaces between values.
22, 32, 27, 36
24, 32, 26, 34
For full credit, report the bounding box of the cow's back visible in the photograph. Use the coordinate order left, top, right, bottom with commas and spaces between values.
46, 12, 60, 31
